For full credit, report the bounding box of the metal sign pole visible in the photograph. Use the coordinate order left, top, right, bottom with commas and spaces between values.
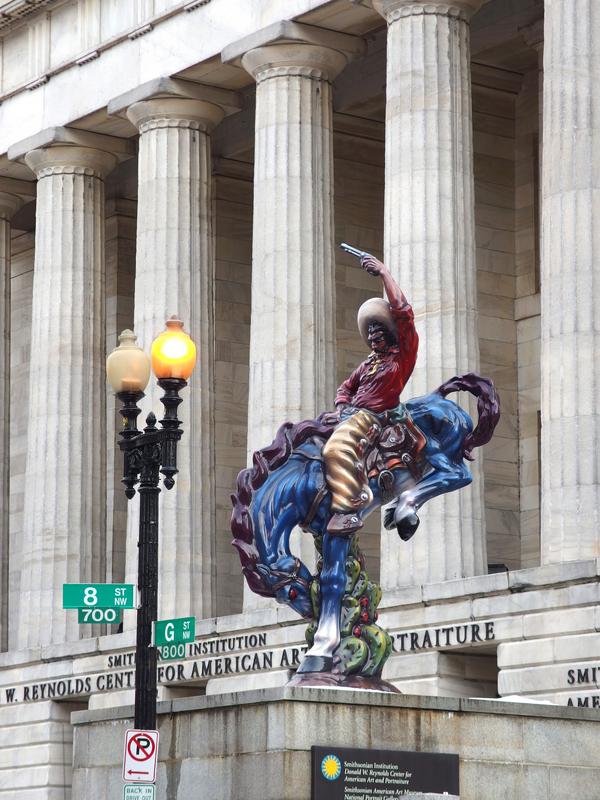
135, 440, 161, 730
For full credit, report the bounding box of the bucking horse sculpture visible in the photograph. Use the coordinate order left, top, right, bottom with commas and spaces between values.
231, 249, 500, 690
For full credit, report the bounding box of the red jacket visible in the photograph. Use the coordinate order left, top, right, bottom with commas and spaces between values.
335, 303, 418, 414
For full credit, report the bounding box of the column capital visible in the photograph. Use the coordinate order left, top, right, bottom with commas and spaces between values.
373, 0, 484, 23
126, 97, 225, 134
241, 43, 349, 83
108, 76, 241, 129
23, 145, 118, 180
222, 20, 365, 82
7, 126, 133, 173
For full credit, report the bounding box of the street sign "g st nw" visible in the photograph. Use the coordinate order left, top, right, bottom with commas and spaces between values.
153, 616, 195, 660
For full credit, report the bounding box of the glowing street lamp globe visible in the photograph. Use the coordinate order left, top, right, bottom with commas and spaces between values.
151, 316, 196, 380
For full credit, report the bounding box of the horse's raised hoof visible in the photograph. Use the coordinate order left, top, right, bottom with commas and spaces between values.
296, 655, 334, 674
397, 512, 419, 541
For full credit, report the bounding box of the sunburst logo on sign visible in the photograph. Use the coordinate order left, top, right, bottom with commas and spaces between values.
321, 753, 342, 781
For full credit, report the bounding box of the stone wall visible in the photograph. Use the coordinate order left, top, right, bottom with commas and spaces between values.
0, 0, 180, 95
472, 82, 520, 571
71, 687, 600, 800
105, 198, 136, 590
0, 697, 83, 797
214, 165, 253, 615
514, 67, 542, 568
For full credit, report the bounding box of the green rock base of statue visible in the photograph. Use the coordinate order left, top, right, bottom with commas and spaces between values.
288, 534, 399, 692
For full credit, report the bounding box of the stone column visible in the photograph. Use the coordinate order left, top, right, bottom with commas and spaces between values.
238, 42, 349, 610
374, 0, 485, 588
124, 97, 223, 621
0, 185, 25, 650
540, 1, 600, 563
242, 43, 345, 453
17, 145, 116, 649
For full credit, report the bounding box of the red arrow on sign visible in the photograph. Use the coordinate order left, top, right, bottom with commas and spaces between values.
128, 770, 150, 776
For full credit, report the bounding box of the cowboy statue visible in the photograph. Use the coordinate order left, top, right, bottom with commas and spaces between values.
231, 244, 499, 688
324, 251, 420, 535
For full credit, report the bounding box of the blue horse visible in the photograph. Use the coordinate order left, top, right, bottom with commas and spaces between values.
231, 373, 499, 674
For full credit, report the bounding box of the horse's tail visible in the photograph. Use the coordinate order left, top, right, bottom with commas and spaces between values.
230, 414, 336, 597
436, 372, 500, 461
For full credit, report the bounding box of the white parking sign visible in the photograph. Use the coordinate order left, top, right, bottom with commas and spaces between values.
122, 729, 159, 783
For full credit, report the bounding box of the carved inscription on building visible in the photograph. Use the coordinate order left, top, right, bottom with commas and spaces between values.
0, 622, 499, 705
392, 621, 495, 652
1, 633, 307, 704
566, 666, 600, 708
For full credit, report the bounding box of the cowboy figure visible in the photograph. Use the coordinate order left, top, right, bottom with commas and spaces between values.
324, 253, 419, 534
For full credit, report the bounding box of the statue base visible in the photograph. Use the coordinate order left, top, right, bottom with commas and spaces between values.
72, 686, 592, 800
287, 670, 400, 693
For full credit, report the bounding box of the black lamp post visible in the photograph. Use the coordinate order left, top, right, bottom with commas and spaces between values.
106, 318, 196, 730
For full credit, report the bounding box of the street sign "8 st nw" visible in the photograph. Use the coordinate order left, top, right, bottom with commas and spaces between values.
62, 583, 135, 609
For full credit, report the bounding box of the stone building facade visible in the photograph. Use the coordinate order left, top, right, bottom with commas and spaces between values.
0, 0, 599, 796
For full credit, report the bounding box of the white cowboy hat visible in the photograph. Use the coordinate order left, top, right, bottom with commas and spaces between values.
357, 297, 397, 347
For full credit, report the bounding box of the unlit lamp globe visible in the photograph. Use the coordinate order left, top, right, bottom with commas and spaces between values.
151, 317, 196, 380
106, 330, 151, 393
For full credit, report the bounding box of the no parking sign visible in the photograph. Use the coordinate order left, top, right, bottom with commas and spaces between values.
122, 729, 159, 783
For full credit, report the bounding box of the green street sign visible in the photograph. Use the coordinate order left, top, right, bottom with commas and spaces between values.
124, 785, 155, 799
78, 607, 123, 624
153, 616, 195, 647
62, 583, 135, 609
